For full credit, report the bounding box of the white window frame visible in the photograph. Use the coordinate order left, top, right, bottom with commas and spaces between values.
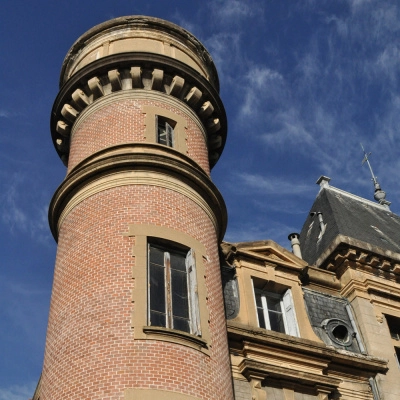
148, 243, 201, 336
252, 280, 299, 337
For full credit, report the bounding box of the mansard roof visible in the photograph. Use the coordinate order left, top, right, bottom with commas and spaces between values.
299, 179, 400, 267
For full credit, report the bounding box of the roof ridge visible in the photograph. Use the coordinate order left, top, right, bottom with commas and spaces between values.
322, 185, 393, 212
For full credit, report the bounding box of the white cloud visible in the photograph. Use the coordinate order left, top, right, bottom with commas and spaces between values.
205, 32, 242, 77
0, 173, 51, 243
240, 66, 286, 117
224, 217, 300, 248
234, 172, 311, 195
1, 176, 28, 231
208, 0, 263, 23
0, 109, 10, 118
0, 383, 36, 400
375, 44, 400, 84
260, 107, 315, 148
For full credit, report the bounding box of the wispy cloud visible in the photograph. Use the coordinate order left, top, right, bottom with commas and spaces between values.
224, 217, 300, 248
235, 172, 311, 195
0, 172, 51, 244
240, 66, 286, 117
0, 384, 36, 400
208, 0, 264, 23
205, 32, 242, 77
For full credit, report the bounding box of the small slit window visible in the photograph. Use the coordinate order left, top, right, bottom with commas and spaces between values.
156, 116, 175, 147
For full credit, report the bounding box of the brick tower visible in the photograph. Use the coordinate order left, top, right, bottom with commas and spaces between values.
40, 16, 233, 400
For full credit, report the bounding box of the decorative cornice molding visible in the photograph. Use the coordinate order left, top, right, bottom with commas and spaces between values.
316, 235, 400, 272
60, 16, 219, 90
51, 53, 227, 168
238, 358, 340, 390
49, 143, 227, 242
227, 321, 387, 374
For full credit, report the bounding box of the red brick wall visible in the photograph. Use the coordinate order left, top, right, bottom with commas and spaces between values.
41, 185, 233, 399
67, 98, 210, 176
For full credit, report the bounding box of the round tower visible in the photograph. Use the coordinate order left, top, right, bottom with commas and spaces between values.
42, 16, 233, 400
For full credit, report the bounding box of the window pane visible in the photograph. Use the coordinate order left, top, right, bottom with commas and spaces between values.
149, 246, 164, 266
257, 308, 266, 329
268, 310, 285, 333
173, 317, 190, 333
266, 296, 281, 312
149, 264, 165, 314
170, 251, 186, 272
171, 269, 189, 319
255, 292, 263, 308
150, 311, 166, 328
255, 293, 266, 328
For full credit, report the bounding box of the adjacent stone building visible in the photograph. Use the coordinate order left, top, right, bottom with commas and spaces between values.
33, 15, 400, 400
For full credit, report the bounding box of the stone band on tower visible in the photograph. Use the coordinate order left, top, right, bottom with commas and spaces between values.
41, 16, 233, 400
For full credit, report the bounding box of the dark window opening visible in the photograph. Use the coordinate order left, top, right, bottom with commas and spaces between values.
156, 116, 175, 147
332, 324, 349, 344
386, 315, 400, 340
394, 347, 400, 370
148, 241, 201, 336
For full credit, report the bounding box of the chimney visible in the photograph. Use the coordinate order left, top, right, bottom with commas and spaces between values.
288, 233, 302, 259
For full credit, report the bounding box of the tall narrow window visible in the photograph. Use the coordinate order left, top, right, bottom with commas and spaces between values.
253, 284, 299, 337
156, 116, 174, 147
148, 242, 201, 335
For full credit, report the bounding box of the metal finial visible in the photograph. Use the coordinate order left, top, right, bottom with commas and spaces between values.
360, 143, 391, 209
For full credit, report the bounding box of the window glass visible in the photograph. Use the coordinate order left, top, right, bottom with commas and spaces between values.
148, 242, 197, 335
267, 297, 285, 333
157, 116, 175, 147
253, 283, 299, 337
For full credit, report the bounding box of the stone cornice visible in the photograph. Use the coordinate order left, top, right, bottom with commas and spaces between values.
227, 321, 388, 374
238, 358, 341, 390
315, 235, 400, 272
51, 52, 227, 168
60, 16, 219, 90
49, 143, 227, 242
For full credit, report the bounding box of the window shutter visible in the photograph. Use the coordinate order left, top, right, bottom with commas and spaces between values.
186, 249, 201, 336
165, 122, 174, 147
282, 289, 299, 337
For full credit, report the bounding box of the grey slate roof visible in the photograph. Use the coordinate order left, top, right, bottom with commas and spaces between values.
303, 288, 361, 353
299, 183, 400, 266
221, 266, 240, 320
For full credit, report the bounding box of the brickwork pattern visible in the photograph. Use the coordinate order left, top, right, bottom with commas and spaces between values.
41, 185, 233, 400
67, 98, 210, 175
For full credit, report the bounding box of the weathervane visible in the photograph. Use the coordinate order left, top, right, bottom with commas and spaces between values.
360, 143, 391, 209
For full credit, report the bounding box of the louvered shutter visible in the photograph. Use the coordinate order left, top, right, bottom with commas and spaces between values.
282, 289, 299, 337
186, 249, 201, 336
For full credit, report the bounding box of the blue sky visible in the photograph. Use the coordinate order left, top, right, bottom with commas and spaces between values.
1, 0, 400, 398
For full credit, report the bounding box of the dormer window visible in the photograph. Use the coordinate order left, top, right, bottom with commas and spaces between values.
156, 116, 175, 147
253, 282, 299, 337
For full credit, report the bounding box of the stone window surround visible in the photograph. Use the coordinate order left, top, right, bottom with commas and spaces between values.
125, 223, 210, 355
253, 284, 300, 337
144, 105, 188, 154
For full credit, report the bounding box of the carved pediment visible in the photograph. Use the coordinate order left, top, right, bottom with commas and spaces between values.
228, 240, 308, 272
